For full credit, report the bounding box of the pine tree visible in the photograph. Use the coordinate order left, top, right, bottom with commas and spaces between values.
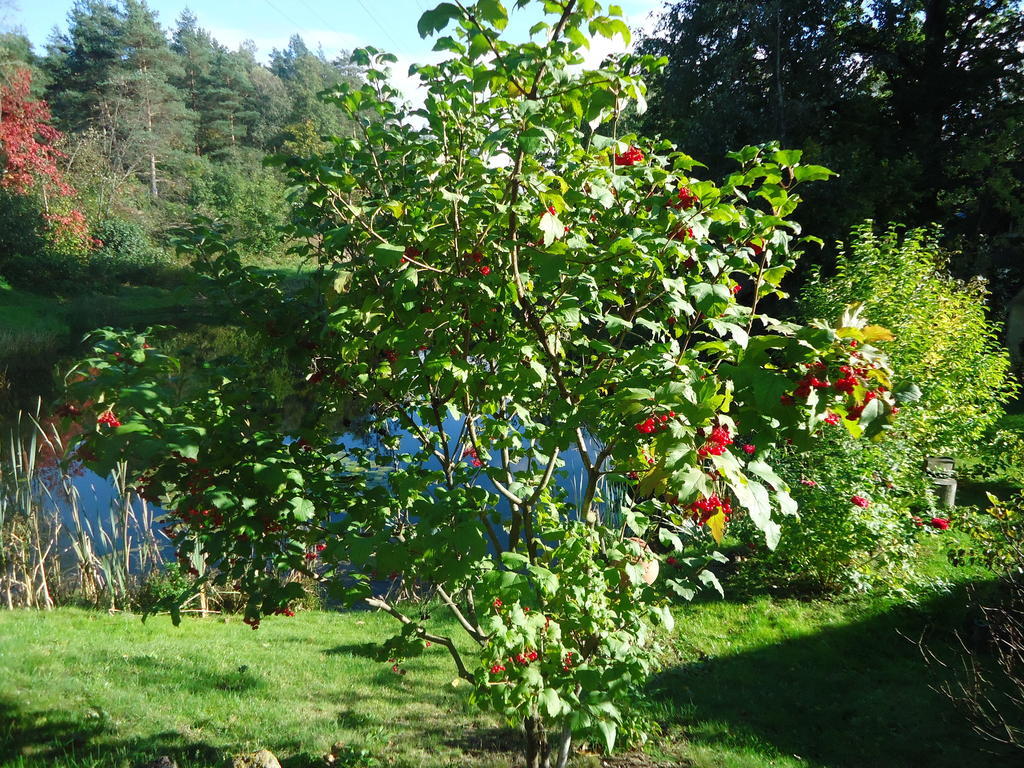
43, 0, 126, 131
107, 0, 193, 198
170, 9, 216, 154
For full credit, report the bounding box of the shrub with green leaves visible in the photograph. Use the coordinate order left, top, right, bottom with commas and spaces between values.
186, 149, 289, 256
802, 223, 1017, 455
62, 3, 900, 766
742, 224, 1017, 593
737, 435, 934, 594
90, 217, 171, 285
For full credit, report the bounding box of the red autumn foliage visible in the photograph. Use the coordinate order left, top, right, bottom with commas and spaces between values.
0, 69, 74, 196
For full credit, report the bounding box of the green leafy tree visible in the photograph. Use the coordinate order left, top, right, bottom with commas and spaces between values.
235, 46, 292, 150
111, 0, 193, 199
45, 0, 195, 202
171, 13, 259, 157
270, 35, 359, 140
64, 2, 900, 765
170, 9, 218, 154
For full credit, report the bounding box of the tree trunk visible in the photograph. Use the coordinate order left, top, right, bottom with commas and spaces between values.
774, 0, 785, 144
524, 715, 550, 768
553, 723, 572, 768
149, 153, 158, 199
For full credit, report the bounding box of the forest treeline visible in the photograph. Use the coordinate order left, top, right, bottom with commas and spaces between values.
0, 0, 359, 292
1, 0, 1023, 304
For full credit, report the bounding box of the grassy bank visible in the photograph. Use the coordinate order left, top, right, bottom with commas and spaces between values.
0, 575, 1009, 768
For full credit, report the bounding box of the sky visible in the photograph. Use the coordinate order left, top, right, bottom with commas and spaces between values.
18, 1, 665, 70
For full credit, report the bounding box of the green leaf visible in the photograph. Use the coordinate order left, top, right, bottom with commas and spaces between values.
112, 423, 150, 435
771, 149, 803, 167
539, 211, 564, 246
894, 382, 922, 404
501, 551, 529, 569
371, 242, 406, 268
541, 687, 565, 717
527, 563, 559, 595
476, 0, 508, 29
597, 719, 617, 753
698, 568, 724, 597
792, 164, 836, 182
469, 33, 489, 60
417, 3, 461, 38
519, 127, 549, 154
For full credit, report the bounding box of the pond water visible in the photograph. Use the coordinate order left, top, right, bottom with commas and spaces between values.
12, 320, 608, 570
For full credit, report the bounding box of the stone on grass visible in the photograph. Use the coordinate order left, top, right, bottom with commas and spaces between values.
231, 749, 282, 768
136, 758, 177, 768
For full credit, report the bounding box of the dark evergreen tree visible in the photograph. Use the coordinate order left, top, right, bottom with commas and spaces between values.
641, 0, 1024, 295
42, 0, 126, 131
170, 9, 217, 154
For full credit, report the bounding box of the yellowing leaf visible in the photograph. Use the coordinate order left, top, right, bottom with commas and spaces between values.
706, 511, 727, 543
862, 325, 895, 343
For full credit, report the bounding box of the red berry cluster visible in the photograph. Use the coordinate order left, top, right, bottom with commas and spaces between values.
463, 445, 484, 468
614, 146, 644, 166
305, 543, 327, 560
562, 651, 575, 670
850, 495, 870, 508
97, 410, 121, 428
793, 362, 833, 398
508, 649, 540, 667
635, 410, 675, 435
689, 494, 732, 525
272, 607, 295, 617
673, 186, 699, 209
388, 657, 408, 675
492, 598, 503, 609
401, 245, 422, 264
490, 663, 506, 675
670, 226, 694, 242
697, 425, 733, 458
179, 508, 224, 530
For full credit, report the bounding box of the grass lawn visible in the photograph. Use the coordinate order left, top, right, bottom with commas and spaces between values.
0, 570, 1012, 768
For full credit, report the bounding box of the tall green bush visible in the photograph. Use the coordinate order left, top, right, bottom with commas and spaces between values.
186, 149, 289, 255
802, 223, 1017, 455
741, 224, 1017, 592
89, 217, 172, 285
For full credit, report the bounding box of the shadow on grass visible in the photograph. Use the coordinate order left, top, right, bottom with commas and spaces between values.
443, 724, 521, 762
0, 695, 223, 767
649, 582, 1017, 768
322, 642, 379, 660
